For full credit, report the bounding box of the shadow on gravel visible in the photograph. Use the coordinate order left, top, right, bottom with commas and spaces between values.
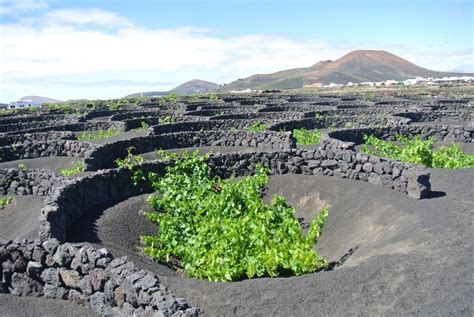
326, 246, 359, 270
425, 191, 447, 199
228, 246, 360, 281
66, 202, 109, 243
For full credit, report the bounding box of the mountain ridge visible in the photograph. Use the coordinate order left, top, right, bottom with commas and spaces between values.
20, 96, 62, 104
126, 79, 219, 97
221, 50, 470, 91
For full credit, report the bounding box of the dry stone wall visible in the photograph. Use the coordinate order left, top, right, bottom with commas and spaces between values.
85, 130, 295, 170
328, 124, 473, 144
0, 238, 198, 316
207, 138, 431, 199
0, 169, 60, 196
0, 139, 100, 162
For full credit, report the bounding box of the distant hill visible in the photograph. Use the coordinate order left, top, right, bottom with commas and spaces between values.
170, 79, 219, 94
20, 96, 62, 104
126, 79, 219, 97
222, 50, 469, 91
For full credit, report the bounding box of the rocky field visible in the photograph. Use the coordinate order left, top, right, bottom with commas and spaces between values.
0, 90, 472, 316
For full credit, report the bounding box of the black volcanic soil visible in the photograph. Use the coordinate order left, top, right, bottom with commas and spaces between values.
74, 130, 148, 145
0, 156, 85, 173
0, 195, 45, 240
0, 294, 98, 317
64, 168, 474, 316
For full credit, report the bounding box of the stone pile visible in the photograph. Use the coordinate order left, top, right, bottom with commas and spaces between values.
0, 238, 199, 316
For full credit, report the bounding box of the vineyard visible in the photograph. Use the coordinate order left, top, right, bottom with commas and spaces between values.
0, 90, 472, 316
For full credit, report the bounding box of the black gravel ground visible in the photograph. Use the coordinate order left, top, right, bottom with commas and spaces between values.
0, 294, 98, 317
0, 156, 85, 173
74, 130, 148, 145
61, 167, 474, 316
0, 195, 45, 240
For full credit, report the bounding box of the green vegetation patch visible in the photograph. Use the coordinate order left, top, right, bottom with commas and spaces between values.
245, 122, 267, 132
293, 128, 321, 145
60, 162, 85, 177
77, 128, 119, 141
115, 147, 147, 186
131, 121, 150, 132
208, 93, 219, 103
0, 197, 13, 208
362, 134, 474, 169
162, 93, 179, 103
158, 116, 176, 125
142, 152, 328, 281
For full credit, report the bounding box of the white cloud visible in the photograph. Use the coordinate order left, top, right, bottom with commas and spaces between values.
43, 8, 132, 28
0, 0, 48, 15
0, 10, 347, 82
0, 7, 472, 101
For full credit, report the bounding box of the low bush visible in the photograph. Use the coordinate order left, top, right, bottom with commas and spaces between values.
162, 93, 179, 103
292, 128, 321, 145
131, 121, 150, 132
189, 93, 200, 103
115, 147, 146, 185
158, 117, 176, 125
60, 162, 85, 177
245, 122, 267, 132
77, 128, 119, 141
362, 134, 474, 169
209, 93, 219, 103
0, 196, 12, 208
142, 152, 328, 281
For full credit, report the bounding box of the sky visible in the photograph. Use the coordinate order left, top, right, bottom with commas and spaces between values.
0, 0, 473, 102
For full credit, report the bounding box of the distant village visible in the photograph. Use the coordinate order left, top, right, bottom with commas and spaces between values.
307, 75, 474, 89
231, 75, 474, 93
0, 99, 42, 110
2, 75, 473, 109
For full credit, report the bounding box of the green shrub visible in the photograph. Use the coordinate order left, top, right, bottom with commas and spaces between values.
293, 128, 321, 145
209, 93, 219, 103
158, 117, 176, 125
189, 93, 200, 103
60, 162, 85, 177
131, 121, 150, 132
362, 134, 474, 169
18, 163, 26, 171
432, 144, 474, 169
155, 149, 179, 161
245, 122, 267, 132
115, 147, 146, 185
77, 128, 119, 141
142, 152, 328, 281
163, 93, 179, 103
108, 98, 130, 110
47, 102, 81, 113
0, 197, 12, 208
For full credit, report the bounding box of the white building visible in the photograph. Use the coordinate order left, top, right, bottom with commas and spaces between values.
8, 100, 41, 109
384, 80, 399, 86
403, 79, 418, 86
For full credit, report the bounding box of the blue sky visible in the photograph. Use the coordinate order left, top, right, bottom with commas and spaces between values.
0, 0, 472, 102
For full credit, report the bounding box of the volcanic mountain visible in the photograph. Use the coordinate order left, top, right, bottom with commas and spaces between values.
222, 50, 466, 90
19, 96, 62, 104
126, 79, 219, 97
170, 79, 219, 94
